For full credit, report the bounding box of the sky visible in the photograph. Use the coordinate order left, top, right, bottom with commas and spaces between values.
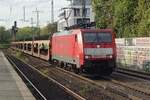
0, 0, 69, 29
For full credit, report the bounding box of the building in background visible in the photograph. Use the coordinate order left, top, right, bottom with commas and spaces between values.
57, 0, 95, 31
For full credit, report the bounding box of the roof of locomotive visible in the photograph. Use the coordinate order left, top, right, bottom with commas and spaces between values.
53, 29, 113, 36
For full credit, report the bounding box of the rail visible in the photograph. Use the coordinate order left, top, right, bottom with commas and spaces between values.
6, 55, 47, 100
116, 67, 150, 80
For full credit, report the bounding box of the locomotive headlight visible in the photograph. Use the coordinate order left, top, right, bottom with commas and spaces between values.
107, 55, 113, 58
110, 55, 113, 58
85, 55, 90, 59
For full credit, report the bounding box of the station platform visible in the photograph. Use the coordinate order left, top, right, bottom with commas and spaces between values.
0, 51, 35, 100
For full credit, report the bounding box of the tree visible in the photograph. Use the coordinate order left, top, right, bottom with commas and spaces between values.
40, 22, 57, 38
113, 0, 138, 37
16, 22, 57, 41
134, 0, 150, 37
93, 0, 114, 29
0, 26, 11, 43
0, 27, 6, 42
92, 0, 150, 38
16, 27, 33, 40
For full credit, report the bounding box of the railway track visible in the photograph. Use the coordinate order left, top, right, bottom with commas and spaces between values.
55, 67, 150, 100
6, 49, 150, 100
116, 67, 150, 80
22, 54, 150, 99
6, 55, 86, 100
6, 55, 47, 100
27, 55, 150, 100
100, 75, 150, 98
106, 68, 150, 99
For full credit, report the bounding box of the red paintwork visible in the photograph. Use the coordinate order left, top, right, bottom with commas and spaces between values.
52, 30, 80, 62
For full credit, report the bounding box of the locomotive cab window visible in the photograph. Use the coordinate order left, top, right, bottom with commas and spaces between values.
83, 32, 112, 43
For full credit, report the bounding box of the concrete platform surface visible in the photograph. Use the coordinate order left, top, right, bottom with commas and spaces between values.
0, 51, 35, 100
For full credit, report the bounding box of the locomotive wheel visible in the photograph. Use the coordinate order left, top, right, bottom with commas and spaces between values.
60, 62, 64, 68
64, 63, 68, 70
65, 63, 70, 71
52, 60, 58, 65
71, 65, 79, 74
74, 68, 80, 74
74, 67, 82, 74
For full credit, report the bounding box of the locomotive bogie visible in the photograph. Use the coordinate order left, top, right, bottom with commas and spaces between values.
83, 59, 116, 75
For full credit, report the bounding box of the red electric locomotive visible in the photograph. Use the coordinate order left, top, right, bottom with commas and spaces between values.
52, 29, 116, 75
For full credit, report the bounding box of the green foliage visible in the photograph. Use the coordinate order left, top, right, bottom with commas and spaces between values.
16, 27, 33, 40
16, 22, 57, 41
0, 26, 11, 43
79, 84, 94, 95
40, 22, 57, 38
93, 0, 114, 29
15, 51, 28, 61
0, 44, 10, 49
93, 0, 150, 37
135, 0, 150, 37
0, 22, 57, 42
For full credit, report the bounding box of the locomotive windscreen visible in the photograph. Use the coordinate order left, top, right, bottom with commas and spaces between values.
83, 32, 112, 43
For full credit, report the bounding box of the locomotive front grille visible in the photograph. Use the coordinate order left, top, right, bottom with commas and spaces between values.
84, 48, 113, 56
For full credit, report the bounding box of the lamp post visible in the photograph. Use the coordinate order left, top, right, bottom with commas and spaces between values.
31, 17, 34, 41
51, 0, 54, 23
